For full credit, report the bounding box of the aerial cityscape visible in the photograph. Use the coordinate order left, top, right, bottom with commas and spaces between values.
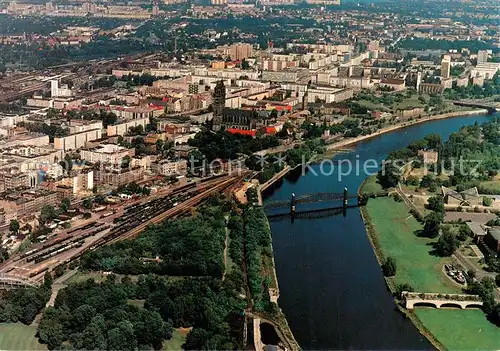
0, 0, 499, 349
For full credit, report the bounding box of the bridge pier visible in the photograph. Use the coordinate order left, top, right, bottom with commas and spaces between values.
290, 193, 296, 218
343, 188, 348, 216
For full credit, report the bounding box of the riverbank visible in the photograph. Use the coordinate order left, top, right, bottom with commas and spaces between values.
358, 197, 447, 351
326, 109, 488, 152
254, 189, 300, 351
360, 192, 500, 350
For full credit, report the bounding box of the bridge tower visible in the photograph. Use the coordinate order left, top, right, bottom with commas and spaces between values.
343, 188, 348, 216
290, 193, 296, 217
343, 188, 348, 209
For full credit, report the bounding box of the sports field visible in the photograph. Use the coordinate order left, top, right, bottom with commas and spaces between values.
366, 197, 460, 293
415, 309, 500, 350
0, 323, 46, 350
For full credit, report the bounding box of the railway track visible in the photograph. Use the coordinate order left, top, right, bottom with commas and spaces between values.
0, 175, 238, 280
105, 176, 238, 244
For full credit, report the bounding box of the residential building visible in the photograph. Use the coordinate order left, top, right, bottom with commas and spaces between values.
107, 117, 150, 137
54, 129, 102, 152
0, 188, 59, 221
477, 50, 489, 64
152, 159, 188, 176
441, 55, 451, 80
80, 144, 135, 166
95, 166, 144, 187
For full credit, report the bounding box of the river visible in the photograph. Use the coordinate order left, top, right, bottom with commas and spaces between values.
263, 113, 496, 350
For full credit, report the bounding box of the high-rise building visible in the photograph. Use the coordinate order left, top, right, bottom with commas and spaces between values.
226, 43, 253, 61
441, 55, 451, 80
477, 50, 489, 64
45, 2, 54, 12
368, 40, 379, 51
51, 79, 59, 98
152, 4, 159, 15
212, 80, 226, 131
50, 79, 73, 98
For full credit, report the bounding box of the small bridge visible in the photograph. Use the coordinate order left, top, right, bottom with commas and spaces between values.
403, 291, 483, 310
0, 273, 40, 289
264, 188, 367, 218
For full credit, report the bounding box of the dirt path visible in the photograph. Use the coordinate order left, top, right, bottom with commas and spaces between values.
222, 226, 229, 281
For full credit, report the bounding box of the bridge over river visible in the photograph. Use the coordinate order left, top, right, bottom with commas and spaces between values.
264, 188, 371, 220
452, 100, 498, 114
403, 291, 483, 310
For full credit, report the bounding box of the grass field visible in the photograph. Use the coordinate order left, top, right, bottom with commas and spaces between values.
366, 197, 460, 293
479, 179, 500, 193
0, 323, 46, 351
360, 175, 384, 195
394, 96, 425, 110
128, 299, 145, 308
65, 271, 107, 284
163, 328, 190, 350
415, 309, 500, 350
356, 99, 390, 112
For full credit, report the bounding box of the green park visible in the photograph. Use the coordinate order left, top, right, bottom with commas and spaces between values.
0, 323, 46, 351
364, 193, 500, 349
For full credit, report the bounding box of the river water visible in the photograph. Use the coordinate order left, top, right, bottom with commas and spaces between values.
264, 114, 496, 350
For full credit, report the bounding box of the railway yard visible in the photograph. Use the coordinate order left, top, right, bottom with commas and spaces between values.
0, 174, 244, 285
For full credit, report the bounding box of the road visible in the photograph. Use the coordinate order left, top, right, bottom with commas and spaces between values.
453, 250, 500, 301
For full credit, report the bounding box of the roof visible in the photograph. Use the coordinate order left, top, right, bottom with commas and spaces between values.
466, 222, 486, 236
461, 187, 479, 199
488, 227, 500, 241
441, 186, 462, 201
441, 186, 480, 201
226, 128, 256, 137
263, 127, 277, 134
223, 108, 254, 118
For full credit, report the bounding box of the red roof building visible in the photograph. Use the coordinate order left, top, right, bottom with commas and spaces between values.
226, 128, 257, 137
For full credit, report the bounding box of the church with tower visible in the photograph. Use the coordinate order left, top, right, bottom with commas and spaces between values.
211, 80, 272, 132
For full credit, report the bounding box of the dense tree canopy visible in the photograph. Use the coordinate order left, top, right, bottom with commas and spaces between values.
80, 203, 227, 277
0, 287, 50, 324
38, 277, 172, 350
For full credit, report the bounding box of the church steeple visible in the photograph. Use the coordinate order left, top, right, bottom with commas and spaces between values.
212, 80, 225, 131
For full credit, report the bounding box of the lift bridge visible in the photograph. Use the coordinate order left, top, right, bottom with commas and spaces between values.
264, 188, 368, 221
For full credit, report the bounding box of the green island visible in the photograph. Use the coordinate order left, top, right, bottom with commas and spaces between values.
360, 119, 500, 350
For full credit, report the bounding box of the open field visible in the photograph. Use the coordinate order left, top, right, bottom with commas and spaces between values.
0, 323, 46, 351
394, 96, 425, 110
415, 309, 500, 350
162, 328, 190, 350
479, 179, 500, 193
366, 197, 460, 293
128, 299, 145, 308
65, 271, 107, 284
356, 99, 389, 112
